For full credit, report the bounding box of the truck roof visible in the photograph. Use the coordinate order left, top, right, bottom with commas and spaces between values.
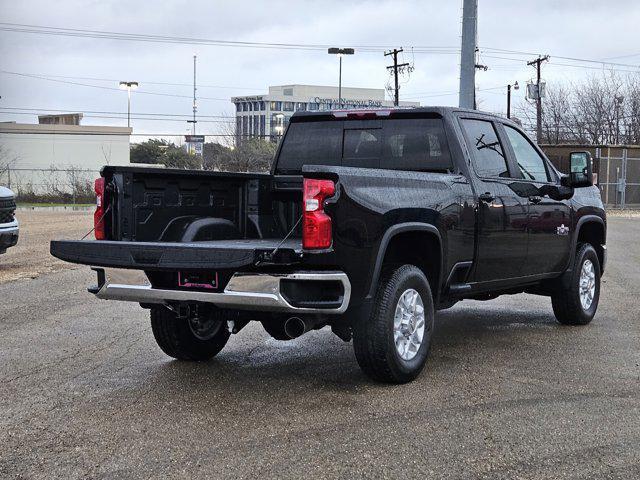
290, 106, 503, 122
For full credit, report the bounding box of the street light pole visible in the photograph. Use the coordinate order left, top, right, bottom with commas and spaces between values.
328, 48, 354, 109
127, 87, 131, 127
507, 81, 519, 119
119, 81, 139, 128
338, 54, 342, 108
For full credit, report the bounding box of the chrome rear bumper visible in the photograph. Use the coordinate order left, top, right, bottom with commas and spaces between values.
91, 268, 351, 314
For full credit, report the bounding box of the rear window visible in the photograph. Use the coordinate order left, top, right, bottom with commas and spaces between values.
343, 128, 382, 167
276, 121, 342, 170
276, 118, 453, 173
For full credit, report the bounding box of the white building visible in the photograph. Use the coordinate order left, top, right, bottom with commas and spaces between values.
0, 121, 131, 193
232, 85, 420, 142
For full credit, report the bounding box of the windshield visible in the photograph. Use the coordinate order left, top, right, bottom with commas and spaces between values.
276, 118, 452, 174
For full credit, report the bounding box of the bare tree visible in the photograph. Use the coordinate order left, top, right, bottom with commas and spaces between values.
540, 84, 574, 144
203, 113, 276, 173
519, 71, 640, 145
623, 75, 640, 145
101, 144, 112, 165
0, 144, 19, 185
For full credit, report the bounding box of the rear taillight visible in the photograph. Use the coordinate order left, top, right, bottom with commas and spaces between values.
302, 178, 335, 250
94, 177, 106, 240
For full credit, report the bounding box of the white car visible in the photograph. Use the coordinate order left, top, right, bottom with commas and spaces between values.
0, 186, 18, 254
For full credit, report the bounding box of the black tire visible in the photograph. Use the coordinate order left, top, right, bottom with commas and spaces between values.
150, 306, 230, 361
353, 264, 435, 383
551, 243, 601, 325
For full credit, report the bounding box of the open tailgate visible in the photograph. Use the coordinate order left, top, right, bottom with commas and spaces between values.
50, 238, 302, 270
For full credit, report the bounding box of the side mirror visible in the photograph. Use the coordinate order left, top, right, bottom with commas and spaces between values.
561, 151, 593, 188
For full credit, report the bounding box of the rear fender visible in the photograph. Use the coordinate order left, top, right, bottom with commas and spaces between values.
567, 215, 606, 274
367, 223, 443, 300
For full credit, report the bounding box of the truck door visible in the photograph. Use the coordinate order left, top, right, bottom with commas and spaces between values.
501, 124, 571, 275
459, 118, 529, 282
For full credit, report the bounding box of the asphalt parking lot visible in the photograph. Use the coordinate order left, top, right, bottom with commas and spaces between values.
1, 215, 639, 479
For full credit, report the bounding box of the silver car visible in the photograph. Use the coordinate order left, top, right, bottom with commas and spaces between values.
0, 186, 19, 254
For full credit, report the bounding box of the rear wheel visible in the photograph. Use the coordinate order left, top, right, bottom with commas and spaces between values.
353, 264, 434, 383
551, 243, 601, 325
150, 306, 230, 360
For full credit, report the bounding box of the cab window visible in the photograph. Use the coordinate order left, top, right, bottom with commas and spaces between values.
460, 119, 509, 178
504, 125, 550, 182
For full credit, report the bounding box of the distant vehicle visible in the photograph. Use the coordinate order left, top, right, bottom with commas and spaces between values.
0, 186, 19, 254
51, 107, 606, 383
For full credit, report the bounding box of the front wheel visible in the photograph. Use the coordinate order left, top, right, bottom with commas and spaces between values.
551, 243, 601, 325
150, 306, 230, 361
353, 264, 435, 383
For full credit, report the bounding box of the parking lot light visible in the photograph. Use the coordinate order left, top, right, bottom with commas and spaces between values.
328, 48, 355, 109
119, 81, 139, 128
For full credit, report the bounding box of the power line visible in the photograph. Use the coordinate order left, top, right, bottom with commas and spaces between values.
1, 21, 636, 73
600, 52, 640, 61
0, 70, 229, 101
481, 55, 640, 74
401, 85, 506, 100
0, 106, 231, 118
10, 72, 262, 91
0, 22, 460, 53
481, 47, 640, 69
1, 130, 265, 137
0, 111, 234, 123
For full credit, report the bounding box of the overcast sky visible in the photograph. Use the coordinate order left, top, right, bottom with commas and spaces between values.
1, 0, 639, 140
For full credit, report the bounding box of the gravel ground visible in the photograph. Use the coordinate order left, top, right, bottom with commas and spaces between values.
0, 215, 639, 479
606, 209, 640, 218
0, 209, 92, 284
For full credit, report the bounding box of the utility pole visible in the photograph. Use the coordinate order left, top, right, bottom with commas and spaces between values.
187, 55, 197, 135
459, 0, 477, 109
385, 48, 410, 106
527, 55, 549, 143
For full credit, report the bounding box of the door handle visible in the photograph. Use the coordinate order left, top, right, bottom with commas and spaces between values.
478, 192, 494, 203
529, 195, 543, 204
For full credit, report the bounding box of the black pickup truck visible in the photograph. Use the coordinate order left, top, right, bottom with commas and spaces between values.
51, 107, 606, 383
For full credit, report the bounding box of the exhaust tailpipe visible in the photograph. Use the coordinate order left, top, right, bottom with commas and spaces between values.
284, 316, 307, 339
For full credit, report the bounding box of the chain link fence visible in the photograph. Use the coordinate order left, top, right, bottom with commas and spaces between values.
542, 145, 640, 209
0, 166, 100, 204
595, 148, 640, 209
